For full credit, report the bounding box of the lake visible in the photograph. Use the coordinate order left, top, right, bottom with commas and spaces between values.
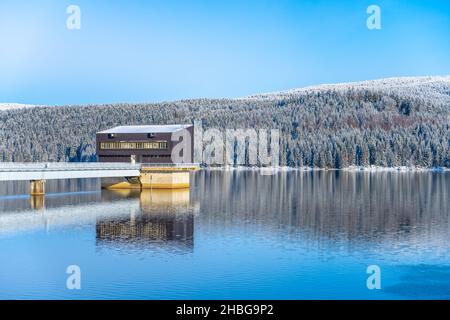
0, 170, 449, 299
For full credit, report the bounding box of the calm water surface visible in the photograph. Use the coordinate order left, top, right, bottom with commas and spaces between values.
0, 171, 449, 299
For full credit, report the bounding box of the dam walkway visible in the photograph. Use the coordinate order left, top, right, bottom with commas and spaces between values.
0, 162, 199, 195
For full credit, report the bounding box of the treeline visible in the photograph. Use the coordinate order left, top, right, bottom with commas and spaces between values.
0, 78, 449, 168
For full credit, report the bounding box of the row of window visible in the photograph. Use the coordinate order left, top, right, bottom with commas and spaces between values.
100, 141, 168, 150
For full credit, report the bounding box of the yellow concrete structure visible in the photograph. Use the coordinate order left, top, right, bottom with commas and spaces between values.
104, 165, 199, 190
104, 181, 142, 190
25, 165, 199, 195
139, 171, 190, 189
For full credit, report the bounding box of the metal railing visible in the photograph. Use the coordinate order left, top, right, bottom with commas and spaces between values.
0, 162, 142, 172
0, 162, 199, 172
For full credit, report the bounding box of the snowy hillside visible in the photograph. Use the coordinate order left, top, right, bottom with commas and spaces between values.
0, 75, 449, 168
247, 75, 450, 105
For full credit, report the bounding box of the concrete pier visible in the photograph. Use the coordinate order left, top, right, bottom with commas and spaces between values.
30, 180, 46, 196
104, 165, 199, 190
139, 171, 190, 189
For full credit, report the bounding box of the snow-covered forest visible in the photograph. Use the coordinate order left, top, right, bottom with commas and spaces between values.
1, 76, 449, 168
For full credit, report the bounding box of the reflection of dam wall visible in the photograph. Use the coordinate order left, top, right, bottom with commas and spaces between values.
140, 189, 191, 212
0, 179, 101, 198
0, 199, 138, 235
0, 179, 102, 212
107, 189, 191, 208
104, 188, 197, 213
0, 188, 198, 244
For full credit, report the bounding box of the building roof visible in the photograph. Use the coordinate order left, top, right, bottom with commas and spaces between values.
98, 124, 192, 134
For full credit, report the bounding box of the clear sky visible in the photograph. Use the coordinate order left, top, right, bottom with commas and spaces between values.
0, 0, 449, 105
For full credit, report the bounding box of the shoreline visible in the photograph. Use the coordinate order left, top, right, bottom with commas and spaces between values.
201, 165, 450, 173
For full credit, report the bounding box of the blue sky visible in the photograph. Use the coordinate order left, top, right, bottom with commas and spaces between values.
0, 0, 449, 105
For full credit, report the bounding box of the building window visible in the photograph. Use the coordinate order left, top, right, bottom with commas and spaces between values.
100, 141, 168, 150
108, 133, 115, 139
147, 133, 155, 138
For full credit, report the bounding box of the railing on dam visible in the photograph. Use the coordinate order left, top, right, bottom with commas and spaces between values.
0, 162, 199, 171
0, 162, 142, 172
0, 162, 142, 181
0, 162, 200, 195
0, 162, 200, 182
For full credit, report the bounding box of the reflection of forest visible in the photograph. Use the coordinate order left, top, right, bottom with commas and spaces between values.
96, 189, 195, 250
193, 171, 450, 241
0, 171, 449, 247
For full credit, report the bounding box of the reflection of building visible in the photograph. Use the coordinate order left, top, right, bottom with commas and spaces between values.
139, 189, 191, 212
96, 213, 194, 244
30, 195, 45, 210
96, 124, 194, 164
96, 189, 196, 250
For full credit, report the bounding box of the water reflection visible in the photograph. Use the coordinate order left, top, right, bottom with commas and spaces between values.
0, 183, 197, 254
96, 189, 195, 252
1, 172, 449, 247
30, 195, 45, 210
193, 170, 450, 246
0, 172, 449, 299
383, 265, 450, 299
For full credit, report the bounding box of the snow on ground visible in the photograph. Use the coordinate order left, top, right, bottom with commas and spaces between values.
202, 165, 449, 172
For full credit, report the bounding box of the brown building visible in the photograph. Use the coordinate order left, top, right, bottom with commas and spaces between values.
96, 124, 194, 163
